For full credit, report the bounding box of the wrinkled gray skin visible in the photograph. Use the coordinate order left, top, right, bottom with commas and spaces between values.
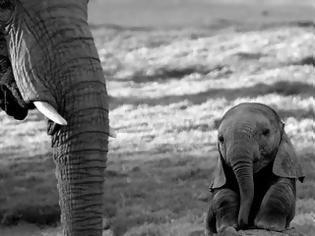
0, 1, 109, 236
206, 103, 304, 236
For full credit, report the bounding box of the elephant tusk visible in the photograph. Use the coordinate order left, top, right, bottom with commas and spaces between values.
35, 101, 116, 137
34, 101, 68, 125
109, 127, 117, 138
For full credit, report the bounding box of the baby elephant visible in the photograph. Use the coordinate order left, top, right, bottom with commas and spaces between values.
206, 103, 304, 236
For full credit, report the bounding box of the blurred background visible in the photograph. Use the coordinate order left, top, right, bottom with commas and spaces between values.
0, 0, 314, 235
88, 0, 314, 27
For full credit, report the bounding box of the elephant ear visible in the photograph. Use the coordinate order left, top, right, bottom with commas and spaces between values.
273, 132, 305, 182
210, 154, 227, 191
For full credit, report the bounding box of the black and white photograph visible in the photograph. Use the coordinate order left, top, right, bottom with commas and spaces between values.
0, 0, 314, 235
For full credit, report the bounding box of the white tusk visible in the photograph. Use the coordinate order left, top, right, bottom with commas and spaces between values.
34, 101, 117, 137
34, 101, 68, 125
109, 127, 117, 138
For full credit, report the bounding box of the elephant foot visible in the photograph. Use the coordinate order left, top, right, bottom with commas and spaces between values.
218, 226, 240, 236
254, 217, 286, 232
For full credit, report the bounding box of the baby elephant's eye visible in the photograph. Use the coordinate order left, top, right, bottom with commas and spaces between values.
262, 128, 270, 136
218, 135, 224, 143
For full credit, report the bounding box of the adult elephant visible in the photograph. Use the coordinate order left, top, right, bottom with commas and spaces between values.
0, 0, 112, 236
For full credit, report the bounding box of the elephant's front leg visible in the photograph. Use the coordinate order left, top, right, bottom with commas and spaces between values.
254, 178, 296, 231
206, 189, 239, 236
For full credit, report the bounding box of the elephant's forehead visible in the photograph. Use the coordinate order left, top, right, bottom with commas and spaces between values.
219, 107, 273, 130
19, 0, 87, 6
17, 0, 88, 14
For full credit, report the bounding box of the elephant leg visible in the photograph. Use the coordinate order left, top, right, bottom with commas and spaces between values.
254, 178, 296, 231
206, 189, 239, 235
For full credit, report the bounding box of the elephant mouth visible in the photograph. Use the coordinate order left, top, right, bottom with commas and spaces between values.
0, 55, 29, 120
253, 159, 265, 174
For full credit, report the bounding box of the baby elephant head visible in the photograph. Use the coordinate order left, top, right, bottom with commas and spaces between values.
211, 102, 304, 228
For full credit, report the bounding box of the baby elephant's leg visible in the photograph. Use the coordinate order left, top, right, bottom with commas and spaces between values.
206, 189, 239, 235
255, 178, 296, 231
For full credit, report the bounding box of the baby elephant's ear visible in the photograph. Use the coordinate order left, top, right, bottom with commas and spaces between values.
210, 155, 227, 191
273, 132, 305, 182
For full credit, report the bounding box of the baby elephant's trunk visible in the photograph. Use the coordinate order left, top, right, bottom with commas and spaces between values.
230, 149, 254, 228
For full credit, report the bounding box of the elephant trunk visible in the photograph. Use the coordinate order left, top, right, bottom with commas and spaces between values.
230, 144, 254, 229
52, 67, 109, 236
50, 19, 109, 236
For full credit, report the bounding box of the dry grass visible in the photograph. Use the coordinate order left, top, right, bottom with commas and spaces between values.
0, 12, 314, 236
